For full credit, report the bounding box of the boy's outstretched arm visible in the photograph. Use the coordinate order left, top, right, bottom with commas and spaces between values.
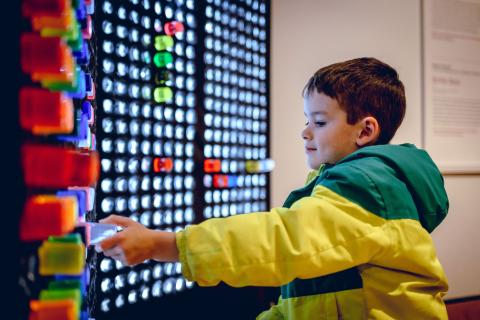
98, 214, 178, 265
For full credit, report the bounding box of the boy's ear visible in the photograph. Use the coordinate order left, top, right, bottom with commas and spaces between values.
356, 116, 380, 147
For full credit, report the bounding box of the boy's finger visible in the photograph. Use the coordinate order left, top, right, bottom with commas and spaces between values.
103, 246, 124, 257
99, 233, 120, 251
100, 214, 134, 228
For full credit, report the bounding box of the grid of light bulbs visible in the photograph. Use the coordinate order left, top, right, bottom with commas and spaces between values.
96, 0, 197, 313
202, 0, 270, 219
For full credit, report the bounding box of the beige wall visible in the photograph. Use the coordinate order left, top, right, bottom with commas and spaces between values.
270, 0, 480, 299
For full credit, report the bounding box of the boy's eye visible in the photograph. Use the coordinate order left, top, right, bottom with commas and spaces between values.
315, 121, 326, 127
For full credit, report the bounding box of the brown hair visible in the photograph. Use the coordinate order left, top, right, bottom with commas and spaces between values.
303, 57, 406, 144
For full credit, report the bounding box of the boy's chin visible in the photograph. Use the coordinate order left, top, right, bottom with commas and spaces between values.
307, 160, 323, 171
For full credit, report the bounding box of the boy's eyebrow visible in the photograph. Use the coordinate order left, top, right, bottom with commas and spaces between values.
304, 111, 328, 116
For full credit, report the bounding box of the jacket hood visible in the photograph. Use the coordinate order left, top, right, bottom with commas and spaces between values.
338, 143, 449, 232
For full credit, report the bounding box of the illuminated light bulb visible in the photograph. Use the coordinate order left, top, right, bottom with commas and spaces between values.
152, 280, 163, 297
141, 158, 152, 173
115, 260, 125, 270
205, 190, 212, 203
140, 210, 151, 224
142, 0, 150, 10
222, 189, 229, 202
129, 10, 139, 24
174, 109, 185, 123
116, 25, 128, 39
128, 271, 139, 286
115, 294, 125, 308
115, 197, 127, 212
102, 77, 113, 93
153, 157, 173, 173
142, 85, 152, 99
213, 205, 221, 217
101, 299, 111, 313
128, 290, 137, 304
102, 21, 113, 34
103, 59, 115, 74
204, 206, 212, 218
127, 159, 139, 174
174, 209, 184, 223
153, 87, 173, 103
128, 84, 140, 98
141, 122, 152, 137
101, 197, 114, 213
141, 16, 151, 29
130, 28, 140, 42
173, 193, 183, 207
153, 194, 162, 209
141, 33, 152, 47
186, 61, 195, 75
184, 191, 193, 205
153, 177, 162, 190
114, 80, 127, 95
128, 196, 140, 211
175, 58, 185, 73
186, 93, 196, 107
176, 278, 185, 292
185, 159, 194, 173
230, 204, 237, 215
152, 210, 162, 225
153, 264, 163, 279
128, 176, 140, 193
140, 286, 150, 300
153, 140, 162, 154
163, 209, 173, 224
114, 275, 126, 290
154, 35, 174, 51
164, 141, 173, 155
163, 278, 175, 294
141, 176, 152, 196
101, 158, 112, 172
114, 177, 127, 192
118, 6, 127, 19
100, 258, 114, 272
153, 106, 163, 121
102, 1, 113, 14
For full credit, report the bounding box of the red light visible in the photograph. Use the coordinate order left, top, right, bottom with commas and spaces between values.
164, 21, 185, 36
153, 157, 173, 173
213, 175, 229, 188
204, 159, 221, 173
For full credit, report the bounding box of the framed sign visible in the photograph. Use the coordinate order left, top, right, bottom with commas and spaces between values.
422, 0, 480, 174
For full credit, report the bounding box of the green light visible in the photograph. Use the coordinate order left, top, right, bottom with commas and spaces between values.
154, 87, 173, 103
153, 52, 173, 68
154, 35, 174, 51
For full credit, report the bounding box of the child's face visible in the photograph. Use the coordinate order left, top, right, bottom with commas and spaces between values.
302, 92, 362, 169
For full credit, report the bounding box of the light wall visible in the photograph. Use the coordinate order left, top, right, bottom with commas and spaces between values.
270, 0, 480, 299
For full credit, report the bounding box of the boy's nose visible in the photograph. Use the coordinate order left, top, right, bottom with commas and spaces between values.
301, 127, 312, 140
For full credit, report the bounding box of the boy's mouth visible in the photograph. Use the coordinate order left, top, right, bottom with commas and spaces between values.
305, 147, 317, 153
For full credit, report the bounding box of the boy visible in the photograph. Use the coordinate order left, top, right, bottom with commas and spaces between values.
99, 57, 449, 319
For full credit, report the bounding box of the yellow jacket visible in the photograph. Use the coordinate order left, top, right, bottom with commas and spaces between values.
176, 144, 449, 319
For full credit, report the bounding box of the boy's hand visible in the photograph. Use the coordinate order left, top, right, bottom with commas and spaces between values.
97, 214, 179, 266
